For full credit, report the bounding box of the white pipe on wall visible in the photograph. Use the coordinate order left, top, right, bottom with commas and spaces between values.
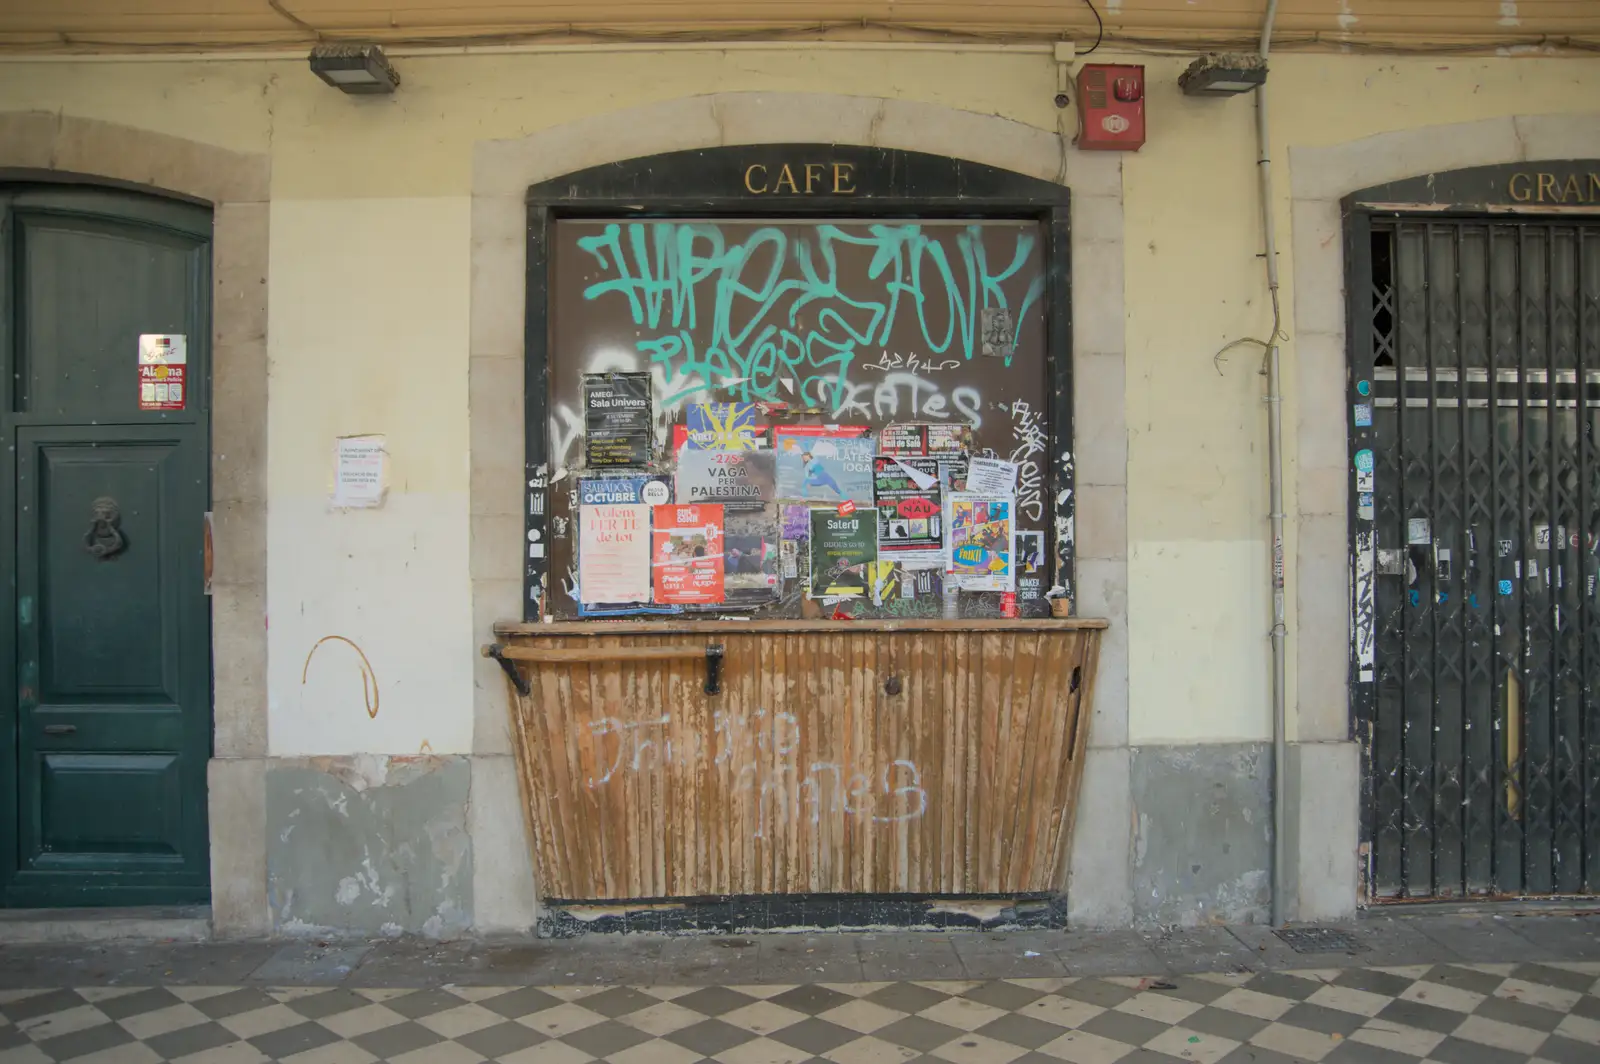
1255, 0, 1290, 928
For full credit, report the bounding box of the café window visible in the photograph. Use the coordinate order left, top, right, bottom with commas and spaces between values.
522, 147, 1075, 624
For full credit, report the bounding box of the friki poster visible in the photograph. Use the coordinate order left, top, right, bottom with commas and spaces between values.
576, 477, 660, 605
809, 507, 877, 598
674, 449, 776, 512
945, 493, 1015, 592
651, 504, 725, 604
583, 372, 653, 467
775, 430, 874, 503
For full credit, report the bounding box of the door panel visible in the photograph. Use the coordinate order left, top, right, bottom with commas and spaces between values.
38, 754, 184, 862
36, 441, 179, 696
1, 187, 212, 906
1353, 216, 1600, 900
14, 427, 209, 893
17, 215, 200, 420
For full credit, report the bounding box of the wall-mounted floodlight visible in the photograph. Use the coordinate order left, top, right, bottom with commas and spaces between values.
309, 43, 400, 94
1178, 53, 1268, 97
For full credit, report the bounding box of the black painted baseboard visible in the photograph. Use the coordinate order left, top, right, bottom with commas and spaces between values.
535, 893, 1070, 938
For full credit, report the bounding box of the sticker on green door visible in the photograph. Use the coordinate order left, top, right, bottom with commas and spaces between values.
138, 334, 187, 411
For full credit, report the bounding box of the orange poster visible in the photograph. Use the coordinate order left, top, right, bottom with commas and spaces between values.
651, 504, 725, 604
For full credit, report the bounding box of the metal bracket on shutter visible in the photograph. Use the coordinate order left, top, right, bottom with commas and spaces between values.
703, 644, 724, 696
483, 643, 532, 697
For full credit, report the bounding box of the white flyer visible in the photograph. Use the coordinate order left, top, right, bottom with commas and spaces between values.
964, 456, 1019, 495
332, 435, 388, 509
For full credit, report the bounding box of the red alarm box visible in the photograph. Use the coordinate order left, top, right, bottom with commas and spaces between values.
1076, 64, 1145, 151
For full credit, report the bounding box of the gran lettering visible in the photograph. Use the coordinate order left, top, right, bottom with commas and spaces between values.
1507, 171, 1600, 204
743, 161, 857, 195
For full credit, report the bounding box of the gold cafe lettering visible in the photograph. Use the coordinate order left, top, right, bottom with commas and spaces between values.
1508, 170, 1600, 204
743, 161, 857, 195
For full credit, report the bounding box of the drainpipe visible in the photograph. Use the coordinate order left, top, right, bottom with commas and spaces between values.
1255, 0, 1288, 928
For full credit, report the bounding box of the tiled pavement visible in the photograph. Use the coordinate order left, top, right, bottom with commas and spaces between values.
3, 962, 1600, 1064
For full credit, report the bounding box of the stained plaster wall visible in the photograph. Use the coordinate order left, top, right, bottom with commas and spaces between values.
1, 48, 1596, 934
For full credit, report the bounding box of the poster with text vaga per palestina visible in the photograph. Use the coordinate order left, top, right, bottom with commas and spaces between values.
774, 432, 875, 503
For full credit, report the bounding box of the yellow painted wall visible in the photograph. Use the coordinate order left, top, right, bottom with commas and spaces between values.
2, 48, 1596, 755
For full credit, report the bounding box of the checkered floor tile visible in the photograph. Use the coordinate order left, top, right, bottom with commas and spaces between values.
2, 962, 1597, 1063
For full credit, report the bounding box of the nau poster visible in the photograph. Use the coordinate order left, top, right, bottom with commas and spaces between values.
873, 457, 943, 568
685, 403, 765, 450
577, 477, 658, 604
809, 508, 877, 597
651, 504, 725, 604
945, 493, 1015, 592
583, 372, 652, 467
775, 430, 874, 503
674, 448, 776, 512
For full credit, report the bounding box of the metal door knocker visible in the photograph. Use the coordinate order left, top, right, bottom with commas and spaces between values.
83, 497, 126, 559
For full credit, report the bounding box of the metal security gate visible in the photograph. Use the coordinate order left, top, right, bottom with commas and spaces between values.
1350, 212, 1600, 900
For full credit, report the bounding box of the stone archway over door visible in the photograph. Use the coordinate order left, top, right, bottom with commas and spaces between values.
1343, 161, 1600, 901
1288, 113, 1600, 918
465, 91, 1134, 931
0, 112, 271, 932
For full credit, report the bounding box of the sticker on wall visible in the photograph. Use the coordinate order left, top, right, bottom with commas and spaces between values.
809, 507, 878, 598
583, 372, 652, 468
1358, 492, 1375, 522
724, 532, 781, 595
1408, 517, 1431, 545
965, 457, 1020, 496
946, 494, 1015, 593
775, 431, 874, 503
1377, 548, 1404, 576
1353, 403, 1373, 428
873, 457, 943, 565
684, 403, 765, 451
651, 504, 725, 604
1354, 449, 1374, 494
332, 435, 388, 509
137, 333, 187, 411
577, 477, 654, 605
674, 449, 775, 512
980, 307, 1016, 360
1499, 579, 1514, 596
1354, 530, 1376, 682
1356, 380, 1371, 396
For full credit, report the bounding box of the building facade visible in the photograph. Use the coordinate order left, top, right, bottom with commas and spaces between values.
1, 1, 1598, 937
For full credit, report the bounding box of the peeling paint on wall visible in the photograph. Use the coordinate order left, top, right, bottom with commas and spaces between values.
266, 756, 473, 937
1130, 744, 1272, 928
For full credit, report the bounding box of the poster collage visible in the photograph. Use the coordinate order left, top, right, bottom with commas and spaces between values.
572, 373, 1048, 618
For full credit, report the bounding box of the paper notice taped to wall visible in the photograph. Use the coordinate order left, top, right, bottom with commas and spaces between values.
333, 435, 388, 508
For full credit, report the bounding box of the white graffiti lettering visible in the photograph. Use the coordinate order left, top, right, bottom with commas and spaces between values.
586, 709, 928, 837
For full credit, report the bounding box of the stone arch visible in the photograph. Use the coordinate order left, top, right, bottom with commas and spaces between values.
463, 91, 1132, 931
1283, 111, 1600, 921
0, 109, 271, 935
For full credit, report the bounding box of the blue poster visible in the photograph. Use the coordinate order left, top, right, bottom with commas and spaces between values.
775, 434, 875, 503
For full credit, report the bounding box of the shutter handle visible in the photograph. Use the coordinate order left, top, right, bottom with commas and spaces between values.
43, 724, 77, 736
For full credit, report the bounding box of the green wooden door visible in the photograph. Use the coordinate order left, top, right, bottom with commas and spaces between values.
1, 186, 212, 906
